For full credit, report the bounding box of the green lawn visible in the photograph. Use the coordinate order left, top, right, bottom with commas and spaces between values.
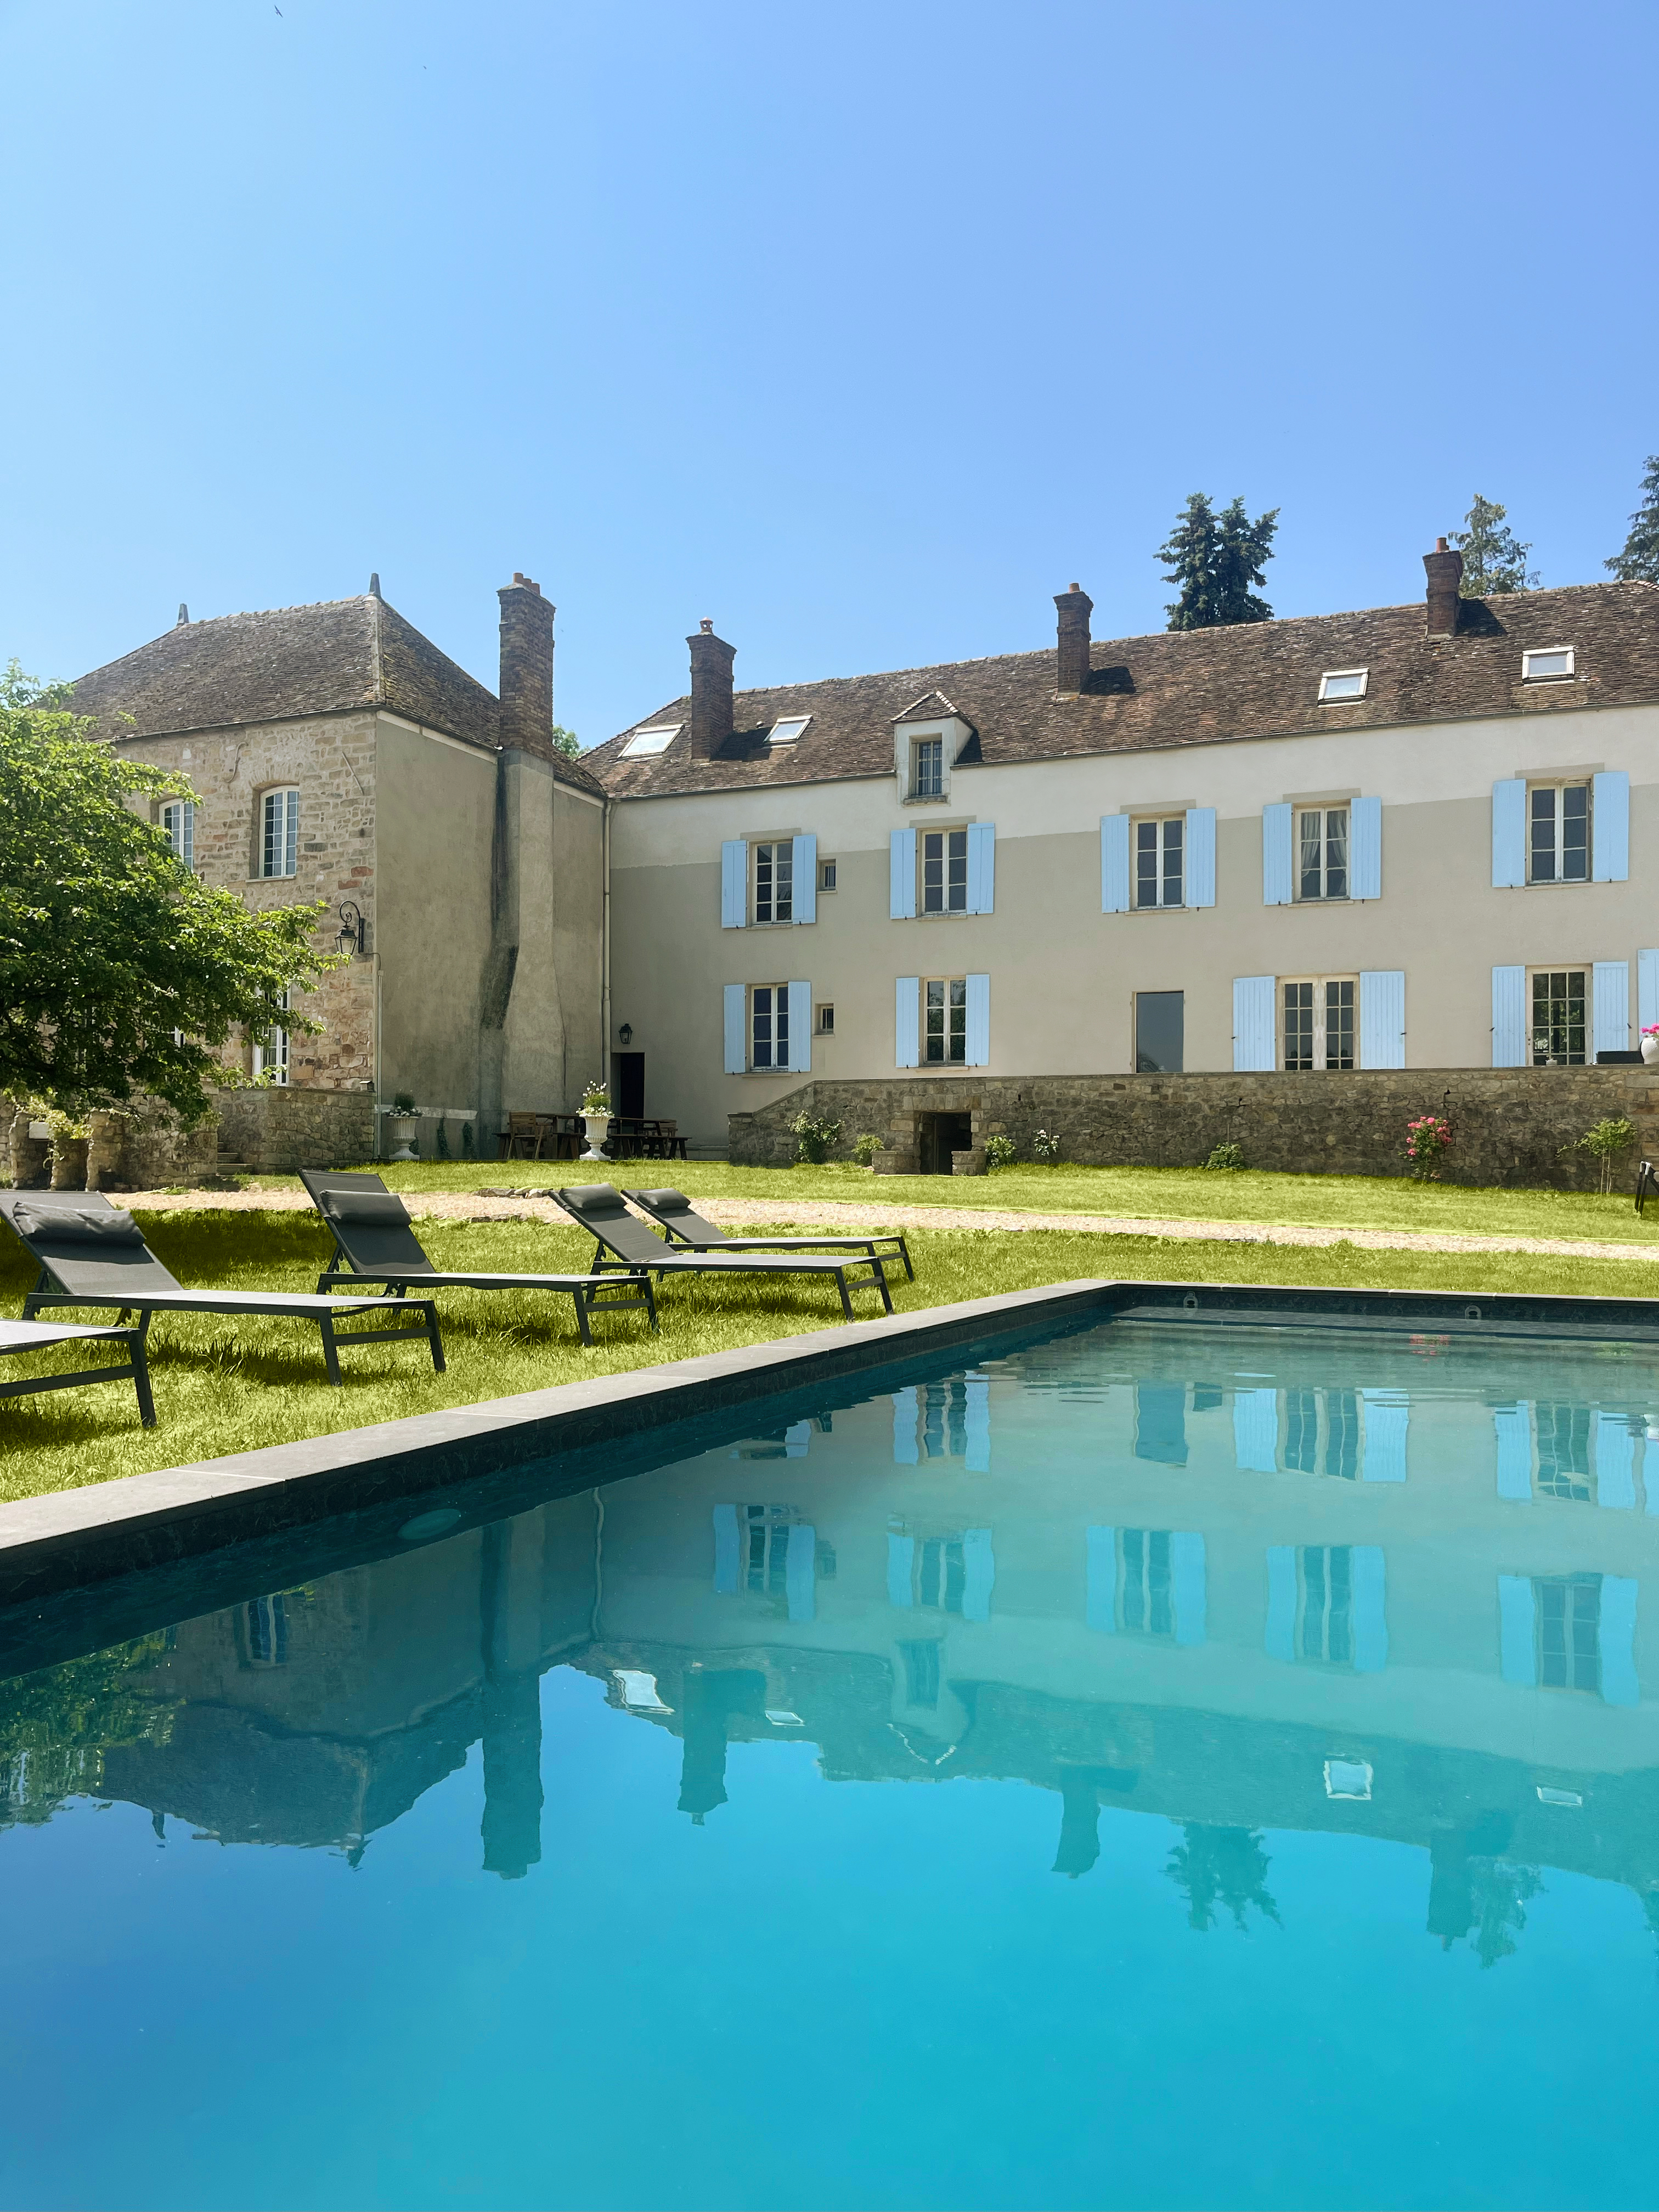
3, 1205, 1657, 1500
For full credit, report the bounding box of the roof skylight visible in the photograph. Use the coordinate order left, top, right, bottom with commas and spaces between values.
622, 724, 680, 757
1522, 647, 1575, 681
767, 715, 811, 745
1318, 668, 1368, 702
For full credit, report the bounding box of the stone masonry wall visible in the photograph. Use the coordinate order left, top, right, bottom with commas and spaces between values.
730, 1068, 1659, 1190
212, 1086, 377, 1172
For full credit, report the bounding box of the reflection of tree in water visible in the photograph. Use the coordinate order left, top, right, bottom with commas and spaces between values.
0, 1634, 177, 1830
1467, 1859, 1543, 1968
1166, 1824, 1281, 1932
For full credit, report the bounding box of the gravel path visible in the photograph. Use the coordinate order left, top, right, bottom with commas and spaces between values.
117, 1184, 1659, 1266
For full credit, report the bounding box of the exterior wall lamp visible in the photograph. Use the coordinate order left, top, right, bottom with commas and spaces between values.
618, 1023, 633, 1046
336, 901, 368, 958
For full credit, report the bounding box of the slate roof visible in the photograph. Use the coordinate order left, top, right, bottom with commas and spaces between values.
591, 581, 1659, 799
67, 594, 606, 796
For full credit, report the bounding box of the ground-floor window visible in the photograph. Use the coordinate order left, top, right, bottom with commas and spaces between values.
1283, 976, 1355, 1070
1134, 989, 1183, 1073
1531, 968, 1587, 1064
751, 984, 790, 1070
252, 991, 290, 1085
923, 977, 967, 1064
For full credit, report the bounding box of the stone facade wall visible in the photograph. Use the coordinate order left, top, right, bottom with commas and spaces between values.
730, 1069, 1659, 1190
212, 1086, 377, 1173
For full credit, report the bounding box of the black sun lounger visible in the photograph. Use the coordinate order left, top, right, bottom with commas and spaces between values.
0, 1316, 156, 1427
547, 1184, 896, 1321
0, 1190, 444, 1387
624, 1186, 915, 1283
301, 1170, 657, 1346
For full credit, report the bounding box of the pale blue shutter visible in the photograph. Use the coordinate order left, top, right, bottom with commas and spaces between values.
712, 1503, 740, 1593
965, 1374, 990, 1472
1086, 1527, 1116, 1633
787, 979, 811, 1073
792, 833, 817, 922
1493, 1407, 1532, 1500
1265, 1546, 1296, 1662
1101, 815, 1130, 912
723, 983, 746, 1073
720, 840, 747, 928
889, 828, 916, 919
784, 1421, 810, 1460
895, 977, 919, 1068
1350, 794, 1381, 900
1492, 965, 1526, 1067
887, 1532, 915, 1606
891, 1388, 918, 1465
1498, 1575, 1536, 1684
786, 1522, 816, 1623
1233, 975, 1276, 1071
1184, 807, 1216, 908
1593, 771, 1630, 882
1593, 961, 1630, 1057
1595, 1413, 1636, 1510
1600, 1576, 1639, 1706
1361, 1390, 1408, 1482
1234, 1387, 1278, 1473
1262, 803, 1293, 905
1640, 949, 1659, 1035
1492, 779, 1526, 888
962, 1529, 995, 1622
1359, 970, 1405, 1068
964, 973, 990, 1066
1171, 1531, 1206, 1646
966, 822, 995, 913
1352, 1547, 1387, 1673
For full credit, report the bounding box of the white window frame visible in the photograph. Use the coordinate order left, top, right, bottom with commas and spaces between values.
750, 983, 791, 1072
1526, 780, 1592, 886
1115, 1527, 1176, 1639
816, 1002, 835, 1035
621, 724, 680, 757
1318, 668, 1369, 702
1294, 805, 1348, 901
1281, 974, 1357, 1071
921, 827, 968, 916
1132, 815, 1184, 909
1522, 647, 1576, 683
259, 787, 300, 880
912, 737, 944, 800
161, 798, 195, 866
1296, 1545, 1358, 1667
767, 715, 811, 746
252, 989, 291, 1085
921, 976, 968, 1065
752, 840, 794, 926
819, 856, 838, 894
1528, 964, 1588, 1066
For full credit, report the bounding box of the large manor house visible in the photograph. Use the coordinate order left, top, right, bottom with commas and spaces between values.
69, 549, 1659, 1176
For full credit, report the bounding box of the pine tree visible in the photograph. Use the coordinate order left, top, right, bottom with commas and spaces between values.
1606, 455, 1659, 583
1159, 493, 1279, 630
1449, 494, 1539, 595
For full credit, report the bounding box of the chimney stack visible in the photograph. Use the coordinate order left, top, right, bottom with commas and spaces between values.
498, 573, 556, 756
1055, 583, 1092, 695
1423, 537, 1464, 636
687, 618, 736, 758
176, 602, 189, 626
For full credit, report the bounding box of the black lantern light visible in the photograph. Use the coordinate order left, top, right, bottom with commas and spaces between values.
337, 901, 367, 958
618, 1022, 633, 1046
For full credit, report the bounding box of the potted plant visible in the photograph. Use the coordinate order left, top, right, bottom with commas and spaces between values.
579, 1080, 612, 1163
386, 1091, 420, 1163
1643, 1024, 1659, 1069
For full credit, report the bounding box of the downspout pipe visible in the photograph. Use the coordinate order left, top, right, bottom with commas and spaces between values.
600, 794, 612, 1100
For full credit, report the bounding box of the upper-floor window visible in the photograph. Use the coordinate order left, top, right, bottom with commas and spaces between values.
767, 715, 810, 746
1318, 668, 1368, 702
1283, 976, 1355, 1071
751, 983, 789, 1070
753, 840, 793, 923
1296, 806, 1347, 900
819, 856, 837, 894
161, 798, 194, 866
1135, 816, 1183, 909
1531, 967, 1586, 1065
922, 828, 967, 913
261, 788, 299, 878
923, 976, 967, 1063
912, 738, 943, 799
1534, 1575, 1600, 1692
1522, 647, 1575, 682
1118, 1527, 1175, 1638
1528, 782, 1589, 883
244, 1592, 289, 1666
1298, 1545, 1356, 1666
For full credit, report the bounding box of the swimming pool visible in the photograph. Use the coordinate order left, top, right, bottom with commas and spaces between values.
1, 1312, 1655, 2211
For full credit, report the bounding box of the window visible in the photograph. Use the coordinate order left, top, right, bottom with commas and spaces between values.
1284, 1389, 1361, 1479
819, 856, 837, 893
1523, 648, 1575, 682
740, 1504, 794, 1599
260, 787, 299, 878
916, 1534, 966, 1613
923, 977, 967, 1064
1531, 969, 1587, 1064
1282, 977, 1355, 1070
922, 829, 967, 914
622, 724, 680, 757
252, 990, 290, 1084
245, 1593, 288, 1667
1134, 816, 1183, 908
1134, 990, 1183, 1074
768, 715, 810, 746
899, 1640, 941, 1707
816, 1002, 834, 1035
1119, 1528, 1175, 1638
1534, 1575, 1600, 1692
1299, 1546, 1355, 1665
751, 984, 789, 1070
1296, 806, 1347, 900
1534, 1403, 1593, 1500
753, 841, 793, 924
1528, 783, 1589, 883
912, 737, 943, 799
161, 798, 194, 866
1319, 668, 1369, 702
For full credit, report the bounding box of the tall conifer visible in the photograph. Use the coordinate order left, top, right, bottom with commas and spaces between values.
1159, 494, 1278, 630
1606, 456, 1659, 583
1449, 494, 1538, 595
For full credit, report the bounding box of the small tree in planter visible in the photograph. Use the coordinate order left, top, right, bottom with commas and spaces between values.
578, 1081, 612, 1163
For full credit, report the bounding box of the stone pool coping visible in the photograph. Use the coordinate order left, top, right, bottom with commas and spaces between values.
1, 1273, 1656, 1613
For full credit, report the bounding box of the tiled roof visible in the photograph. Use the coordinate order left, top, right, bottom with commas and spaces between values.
67, 595, 606, 796
590, 581, 1659, 799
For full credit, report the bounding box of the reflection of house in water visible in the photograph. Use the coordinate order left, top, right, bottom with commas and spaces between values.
15, 1325, 1659, 1948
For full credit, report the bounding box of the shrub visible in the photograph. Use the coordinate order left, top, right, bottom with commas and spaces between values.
435, 1118, 451, 1160
851, 1132, 881, 1168
1573, 1115, 1637, 1195
1031, 1128, 1062, 1162
1203, 1142, 1246, 1171
792, 1111, 843, 1165
1403, 1115, 1453, 1182
579, 1079, 611, 1115
984, 1133, 1018, 1170
392, 1091, 417, 1115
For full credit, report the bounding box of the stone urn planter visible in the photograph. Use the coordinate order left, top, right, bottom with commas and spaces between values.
1643, 1031, 1659, 1069
580, 1113, 611, 1163
387, 1115, 420, 1163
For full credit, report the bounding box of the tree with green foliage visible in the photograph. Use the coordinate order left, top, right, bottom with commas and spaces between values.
1159, 493, 1279, 630
1165, 1822, 1282, 1932
1606, 455, 1659, 583
0, 662, 337, 1124
550, 724, 581, 759
1449, 494, 1539, 595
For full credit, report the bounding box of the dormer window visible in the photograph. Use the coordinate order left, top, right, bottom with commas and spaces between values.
1318, 669, 1368, 703
622, 724, 680, 758
1523, 648, 1575, 682
913, 738, 943, 799
767, 715, 810, 746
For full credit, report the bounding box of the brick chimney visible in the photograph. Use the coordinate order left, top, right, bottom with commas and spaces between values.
498, 573, 555, 755
687, 618, 735, 758
1423, 537, 1464, 636
1055, 583, 1092, 695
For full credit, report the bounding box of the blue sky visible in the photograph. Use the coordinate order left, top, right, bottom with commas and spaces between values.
3, 0, 1655, 746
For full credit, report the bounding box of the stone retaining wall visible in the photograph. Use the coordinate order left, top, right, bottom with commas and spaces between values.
212, 1086, 377, 1173
730, 1069, 1659, 1189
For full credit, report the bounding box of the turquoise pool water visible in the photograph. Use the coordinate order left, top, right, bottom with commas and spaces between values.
2, 1316, 1657, 2211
